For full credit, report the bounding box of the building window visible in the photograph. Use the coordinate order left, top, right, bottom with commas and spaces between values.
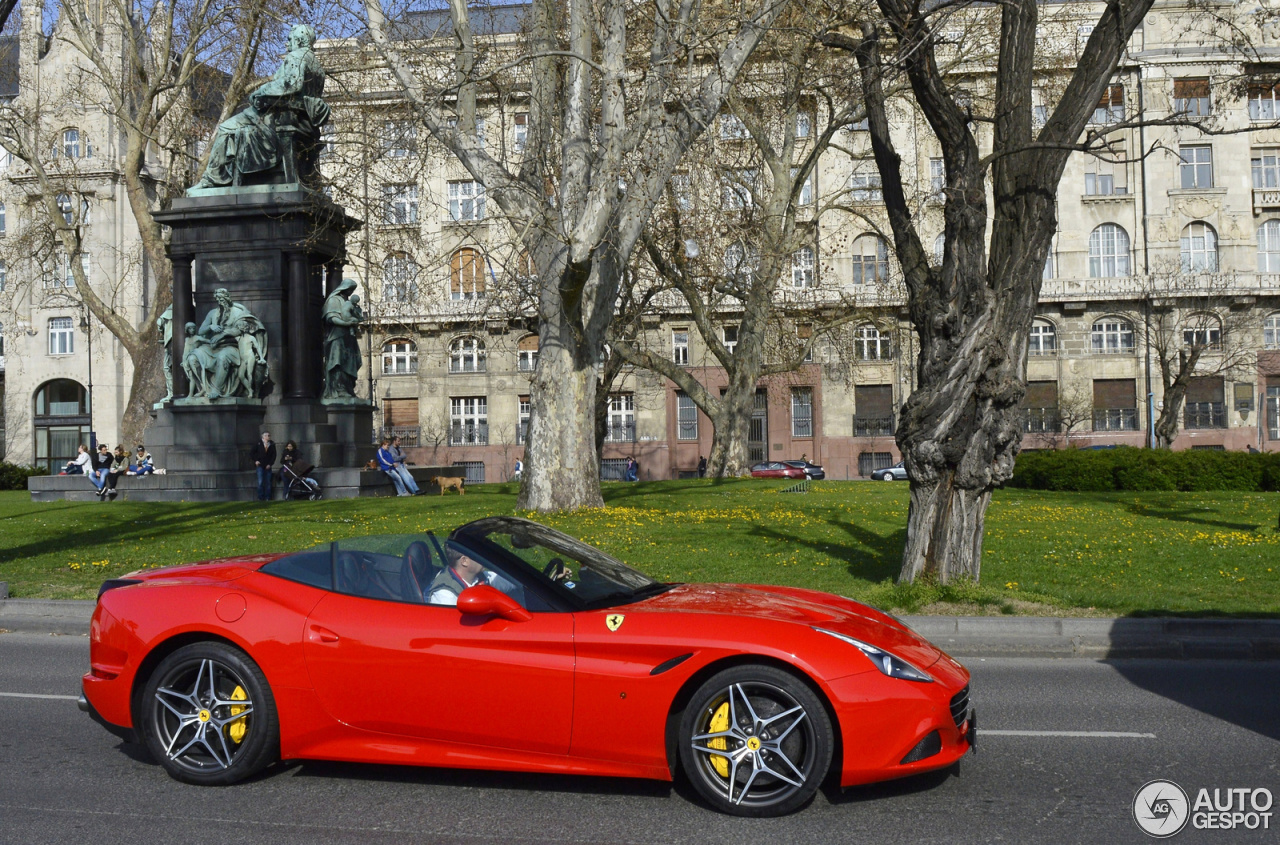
0, 202, 5, 234
854, 324, 892, 360
723, 169, 757, 209
450, 248, 487, 300
1249, 82, 1280, 121
1268, 385, 1280, 440
513, 113, 528, 152
47, 251, 89, 289
796, 111, 812, 138
0, 259, 5, 291
670, 173, 692, 211
1184, 377, 1226, 429
1091, 318, 1135, 354
448, 180, 486, 221
791, 387, 813, 437
382, 253, 418, 302
724, 241, 759, 282
33, 379, 90, 473
381, 398, 420, 441
1028, 319, 1057, 355
382, 184, 418, 225
929, 157, 945, 198
1180, 145, 1213, 189
381, 339, 417, 375
851, 234, 889, 284
56, 193, 90, 225
1091, 84, 1124, 124
792, 246, 815, 288
48, 317, 74, 355
858, 451, 894, 476
722, 324, 738, 355
1183, 315, 1222, 350
672, 327, 689, 365
676, 392, 698, 440
790, 167, 814, 205
854, 384, 895, 437
719, 112, 749, 139
449, 397, 488, 445
1259, 221, 1280, 272
319, 122, 336, 158
1084, 155, 1126, 195
1088, 224, 1131, 278
605, 393, 636, 442
1253, 148, 1280, 190
517, 395, 531, 444
1021, 381, 1060, 433
1173, 78, 1210, 117
1092, 378, 1139, 431
849, 160, 883, 202
1265, 312, 1280, 348
60, 128, 90, 158
382, 120, 416, 157
798, 322, 813, 362
1180, 222, 1218, 272
1042, 241, 1056, 280
517, 334, 539, 371
449, 336, 486, 373
933, 233, 946, 266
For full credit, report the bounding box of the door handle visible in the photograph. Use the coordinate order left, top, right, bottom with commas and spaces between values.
308, 624, 340, 644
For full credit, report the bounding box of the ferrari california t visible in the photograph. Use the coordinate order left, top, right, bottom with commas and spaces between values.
81, 516, 973, 816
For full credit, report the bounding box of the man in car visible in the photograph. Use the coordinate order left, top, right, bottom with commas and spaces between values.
427, 546, 527, 606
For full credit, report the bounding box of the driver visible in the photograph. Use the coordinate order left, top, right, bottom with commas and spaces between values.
427, 548, 491, 605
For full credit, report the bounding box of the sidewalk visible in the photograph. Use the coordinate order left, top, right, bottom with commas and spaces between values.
3, 597, 1278, 658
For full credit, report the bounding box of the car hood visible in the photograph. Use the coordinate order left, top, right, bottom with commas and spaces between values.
634, 583, 944, 670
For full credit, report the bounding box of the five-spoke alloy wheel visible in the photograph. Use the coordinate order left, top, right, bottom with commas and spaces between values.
140, 642, 279, 785
679, 665, 833, 816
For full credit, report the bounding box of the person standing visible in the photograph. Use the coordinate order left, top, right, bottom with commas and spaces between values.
625, 456, 638, 482
697, 455, 707, 478
250, 431, 277, 501
513, 458, 523, 482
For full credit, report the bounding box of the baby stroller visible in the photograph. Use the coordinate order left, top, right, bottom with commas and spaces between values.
281, 460, 322, 500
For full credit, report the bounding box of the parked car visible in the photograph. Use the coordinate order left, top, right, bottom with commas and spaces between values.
80, 516, 972, 817
783, 460, 826, 480
750, 461, 807, 479
870, 462, 909, 481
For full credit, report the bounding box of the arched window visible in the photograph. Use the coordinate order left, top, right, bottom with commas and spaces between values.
791, 246, 815, 288
1265, 312, 1280, 348
1180, 222, 1218, 272
61, 128, 83, 158
1088, 224, 1131, 277
933, 233, 945, 266
1091, 317, 1135, 353
854, 324, 893, 360
1029, 318, 1057, 355
382, 252, 418, 302
450, 248, 486, 300
450, 335, 486, 373
517, 334, 539, 371
33, 379, 90, 473
1259, 221, 1280, 272
1183, 313, 1222, 350
381, 338, 417, 375
852, 234, 889, 284
724, 241, 759, 281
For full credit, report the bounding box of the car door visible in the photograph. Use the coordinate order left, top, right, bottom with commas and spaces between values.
303, 591, 576, 754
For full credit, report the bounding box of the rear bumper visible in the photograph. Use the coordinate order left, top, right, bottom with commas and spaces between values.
79, 682, 137, 744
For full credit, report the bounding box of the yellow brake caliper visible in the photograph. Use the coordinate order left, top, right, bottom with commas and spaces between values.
707, 702, 730, 778
227, 685, 249, 744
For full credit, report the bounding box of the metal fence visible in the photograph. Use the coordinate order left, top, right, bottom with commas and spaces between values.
1022, 408, 1060, 434
380, 426, 421, 446
857, 451, 894, 476
451, 461, 485, 484
604, 421, 636, 443
449, 423, 489, 446
1184, 402, 1226, 430
1092, 408, 1139, 432
854, 416, 895, 437
600, 458, 629, 481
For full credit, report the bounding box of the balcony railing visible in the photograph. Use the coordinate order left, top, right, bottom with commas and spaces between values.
604, 421, 636, 443
449, 422, 489, 445
1184, 402, 1227, 430
381, 426, 420, 446
1022, 408, 1060, 434
854, 416, 895, 437
449, 359, 487, 374
1093, 408, 1139, 432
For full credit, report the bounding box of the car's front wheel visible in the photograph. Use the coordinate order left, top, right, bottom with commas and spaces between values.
140, 641, 279, 785
880, 473, 895, 481
679, 665, 833, 816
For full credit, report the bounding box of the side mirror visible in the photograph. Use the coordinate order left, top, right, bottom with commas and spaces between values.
457, 584, 532, 622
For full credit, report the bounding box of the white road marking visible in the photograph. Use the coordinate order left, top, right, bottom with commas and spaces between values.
983, 729, 1156, 738
0, 692, 79, 701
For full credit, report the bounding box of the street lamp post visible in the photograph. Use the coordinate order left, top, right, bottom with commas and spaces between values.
81, 307, 94, 449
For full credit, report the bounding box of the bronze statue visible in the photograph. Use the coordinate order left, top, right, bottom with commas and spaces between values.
157, 305, 173, 402
185, 289, 270, 400
190, 24, 330, 193
322, 278, 363, 400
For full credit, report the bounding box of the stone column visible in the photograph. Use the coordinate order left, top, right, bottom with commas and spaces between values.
325, 257, 344, 296
171, 254, 194, 399
286, 250, 310, 399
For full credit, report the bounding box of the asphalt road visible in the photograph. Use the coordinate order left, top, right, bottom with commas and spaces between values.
1, 632, 1276, 845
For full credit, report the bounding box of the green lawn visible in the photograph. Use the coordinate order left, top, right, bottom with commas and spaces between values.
1, 482, 1277, 616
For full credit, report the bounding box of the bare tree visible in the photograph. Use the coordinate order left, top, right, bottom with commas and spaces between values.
358, 0, 792, 510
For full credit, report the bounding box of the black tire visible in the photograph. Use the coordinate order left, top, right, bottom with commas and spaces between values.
139, 641, 279, 785
880, 473, 894, 482
678, 665, 833, 817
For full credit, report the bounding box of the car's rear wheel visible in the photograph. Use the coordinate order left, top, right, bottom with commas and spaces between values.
679, 665, 833, 817
140, 642, 279, 785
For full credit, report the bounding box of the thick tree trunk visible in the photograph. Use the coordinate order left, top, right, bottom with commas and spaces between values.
518, 343, 603, 510
708, 382, 754, 477
121, 343, 166, 446
1154, 391, 1184, 449
901, 470, 991, 583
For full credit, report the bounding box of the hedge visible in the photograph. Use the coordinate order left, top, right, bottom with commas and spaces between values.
0, 462, 48, 491
1007, 447, 1280, 492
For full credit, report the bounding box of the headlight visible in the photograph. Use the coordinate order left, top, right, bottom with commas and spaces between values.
814, 627, 934, 682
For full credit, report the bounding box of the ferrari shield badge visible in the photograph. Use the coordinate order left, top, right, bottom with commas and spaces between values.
606, 614, 625, 632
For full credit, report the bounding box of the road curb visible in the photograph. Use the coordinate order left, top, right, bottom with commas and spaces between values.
2, 599, 1277, 657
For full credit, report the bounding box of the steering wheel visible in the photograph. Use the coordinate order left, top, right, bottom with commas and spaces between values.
542, 557, 570, 582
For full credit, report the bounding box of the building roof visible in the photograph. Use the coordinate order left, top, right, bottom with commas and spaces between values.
400, 2, 530, 40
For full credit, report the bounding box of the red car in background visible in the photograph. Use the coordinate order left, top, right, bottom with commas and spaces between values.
80, 517, 973, 816
749, 461, 807, 479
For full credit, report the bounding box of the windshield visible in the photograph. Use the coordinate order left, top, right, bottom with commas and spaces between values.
462, 517, 666, 608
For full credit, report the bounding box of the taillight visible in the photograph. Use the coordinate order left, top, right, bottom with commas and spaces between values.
97, 579, 141, 600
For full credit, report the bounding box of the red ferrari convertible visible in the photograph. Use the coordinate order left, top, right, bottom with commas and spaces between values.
81, 516, 973, 816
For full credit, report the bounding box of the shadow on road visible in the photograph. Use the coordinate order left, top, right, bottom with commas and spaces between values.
1103, 659, 1280, 743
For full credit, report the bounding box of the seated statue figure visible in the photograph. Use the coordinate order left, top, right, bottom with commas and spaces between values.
191, 24, 330, 192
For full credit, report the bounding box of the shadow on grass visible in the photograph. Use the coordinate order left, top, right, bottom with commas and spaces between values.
740, 514, 906, 584
1120, 501, 1265, 533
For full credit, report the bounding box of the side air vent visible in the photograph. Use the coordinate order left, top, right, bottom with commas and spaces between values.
899, 731, 942, 764
949, 684, 970, 728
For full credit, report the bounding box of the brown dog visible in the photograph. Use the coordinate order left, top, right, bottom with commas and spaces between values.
365, 459, 379, 470
428, 475, 465, 495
